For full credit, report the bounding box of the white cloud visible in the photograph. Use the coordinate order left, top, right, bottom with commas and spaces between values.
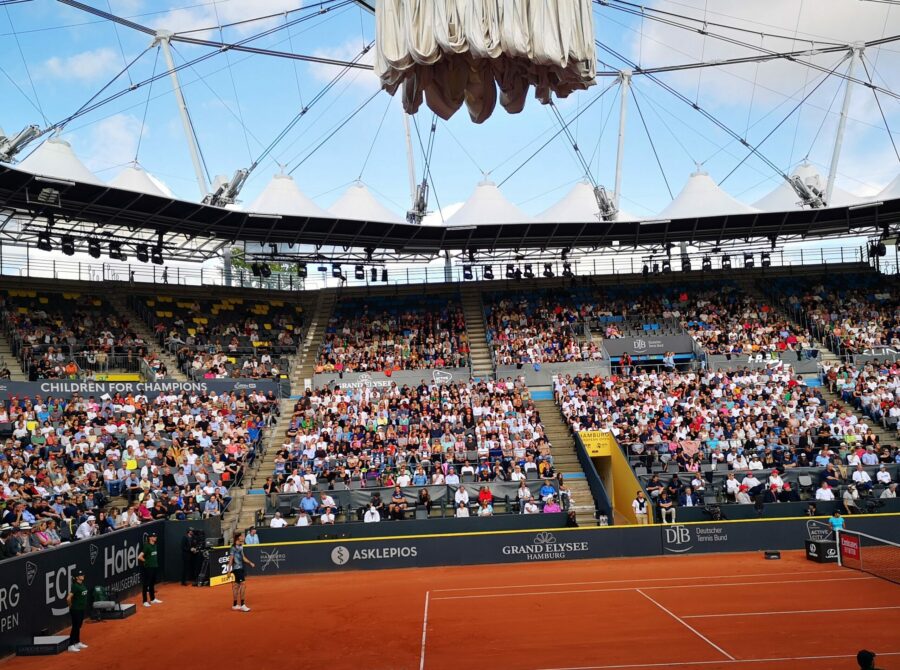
307, 40, 379, 92
72, 114, 145, 173
154, 0, 304, 38
623, 0, 900, 109
40, 48, 121, 82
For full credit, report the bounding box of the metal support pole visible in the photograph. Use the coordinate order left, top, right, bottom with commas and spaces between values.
444, 250, 452, 283
403, 114, 418, 209
155, 31, 209, 198
825, 46, 862, 206
222, 246, 233, 287
613, 70, 632, 216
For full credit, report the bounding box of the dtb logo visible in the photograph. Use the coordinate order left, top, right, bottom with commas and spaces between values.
663, 526, 693, 553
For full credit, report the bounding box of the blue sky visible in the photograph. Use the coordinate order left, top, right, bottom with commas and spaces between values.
2, 0, 899, 220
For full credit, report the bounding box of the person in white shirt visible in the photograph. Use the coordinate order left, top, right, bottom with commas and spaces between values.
431, 470, 445, 485
320, 508, 335, 525
724, 473, 741, 502
363, 505, 380, 523
632, 491, 649, 524
880, 483, 897, 499
815, 483, 835, 501
523, 497, 540, 515
876, 466, 892, 486
454, 487, 469, 507
851, 464, 873, 493
396, 471, 412, 487
445, 469, 460, 485
75, 516, 96, 540
455, 502, 470, 518
295, 512, 311, 527
269, 512, 287, 528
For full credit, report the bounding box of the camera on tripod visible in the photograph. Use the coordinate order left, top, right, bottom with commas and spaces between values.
864, 498, 886, 514
190, 528, 206, 550
703, 504, 726, 521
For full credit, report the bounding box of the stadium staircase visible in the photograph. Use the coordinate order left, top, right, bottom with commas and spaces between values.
222, 289, 337, 534
0, 330, 28, 381
533, 399, 597, 518
108, 295, 187, 382
460, 286, 494, 379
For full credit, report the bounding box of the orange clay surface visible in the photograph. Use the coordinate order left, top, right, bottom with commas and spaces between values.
4, 550, 899, 670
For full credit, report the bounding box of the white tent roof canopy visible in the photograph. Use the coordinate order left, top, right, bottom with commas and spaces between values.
753, 161, 863, 211
877, 173, 900, 201
18, 137, 103, 186
109, 164, 173, 198
246, 173, 329, 218
328, 180, 404, 224
446, 178, 534, 226
658, 170, 758, 219
537, 179, 638, 223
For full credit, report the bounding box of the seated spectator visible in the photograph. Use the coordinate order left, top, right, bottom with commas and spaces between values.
320, 507, 335, 525
816, 482, 836, 501
269, 512, 287, 528
295, 512, 311, 527
476, 499, 493, 517
658, 492, 675, 523
417, 489, 432, 515
678, 486, 700, 508
455, 501, 470, 518
389, 486, 407, 520
523, 497, 540, 515
542, 496, 561, 514
364, 504, 381, 523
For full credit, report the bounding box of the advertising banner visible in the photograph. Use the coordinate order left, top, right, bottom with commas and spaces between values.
580, 431, 615, 457
0, 379, 279, 400
603, 335, 695, 358
314, 368, 466, 391
0, 521, 164, 656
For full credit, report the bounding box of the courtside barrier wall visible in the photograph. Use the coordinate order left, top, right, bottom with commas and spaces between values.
208, 513, 900, 583
0, 521, 165, 656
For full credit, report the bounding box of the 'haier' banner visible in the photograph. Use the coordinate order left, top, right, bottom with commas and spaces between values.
0, 379, 279, 400
0, 521, 164, 656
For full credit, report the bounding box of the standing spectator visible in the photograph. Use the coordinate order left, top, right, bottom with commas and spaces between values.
632, 491, 649, 525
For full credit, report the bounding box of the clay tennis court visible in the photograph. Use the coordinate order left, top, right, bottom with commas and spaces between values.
4, 550, 898, 670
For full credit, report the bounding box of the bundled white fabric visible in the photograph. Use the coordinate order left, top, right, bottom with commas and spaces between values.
375, 0, 596, 123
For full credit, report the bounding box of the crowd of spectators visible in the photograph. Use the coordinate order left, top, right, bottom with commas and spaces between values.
317, 296, 469, 373
2, 291, 149, 379
785, 275, 900, 356
0, 387, 277, 559
823, 360, 900, 431
264, 377, 565, 523
484, 291, 600, 365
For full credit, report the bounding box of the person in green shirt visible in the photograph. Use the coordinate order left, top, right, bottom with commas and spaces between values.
137, 532, 162, 607
67, 570, 88, 653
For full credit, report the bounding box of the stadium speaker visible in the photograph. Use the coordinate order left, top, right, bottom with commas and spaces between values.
514, 267, 522, 281
764, 550, 781, 560
136, 244, 149, 263
652, 262, 660, 274
463, 265, 473, 280
88, 239, 102, 259
682, 258, 691, 272
251, 262, 261, 277
150, 246, 164, 265
543, 263, 554, 278
260, 263, 272, 279
355, 265, 365, 280
761, 252, 771, 268
876, 242, 887, 257
483, 265, 494, 280
523, 264, 534, 279
744, 252, 755, 269
297, 263, 307, 278
642, 264, 649, 278
109, 241, 126, 262
702, 256, 712, 271
721, 255, 731, 270
562, 262, 573, 278
370, 267, 378, 282
505, 264, 515, 279
381, 268, 388, 283
37, 231, 53, 252
331, 264, 342, 278
317, 263, 328, 273
61, 235, 76, 256
662, 259, 671, 274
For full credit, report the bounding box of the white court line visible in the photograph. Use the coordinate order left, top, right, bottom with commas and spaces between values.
636, 588, 735, 661
419, 590, 430, 670
431, 570, 833, 593
536, 651, 900, 670
683, 605, 900, 618
430, 575, 873, 601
